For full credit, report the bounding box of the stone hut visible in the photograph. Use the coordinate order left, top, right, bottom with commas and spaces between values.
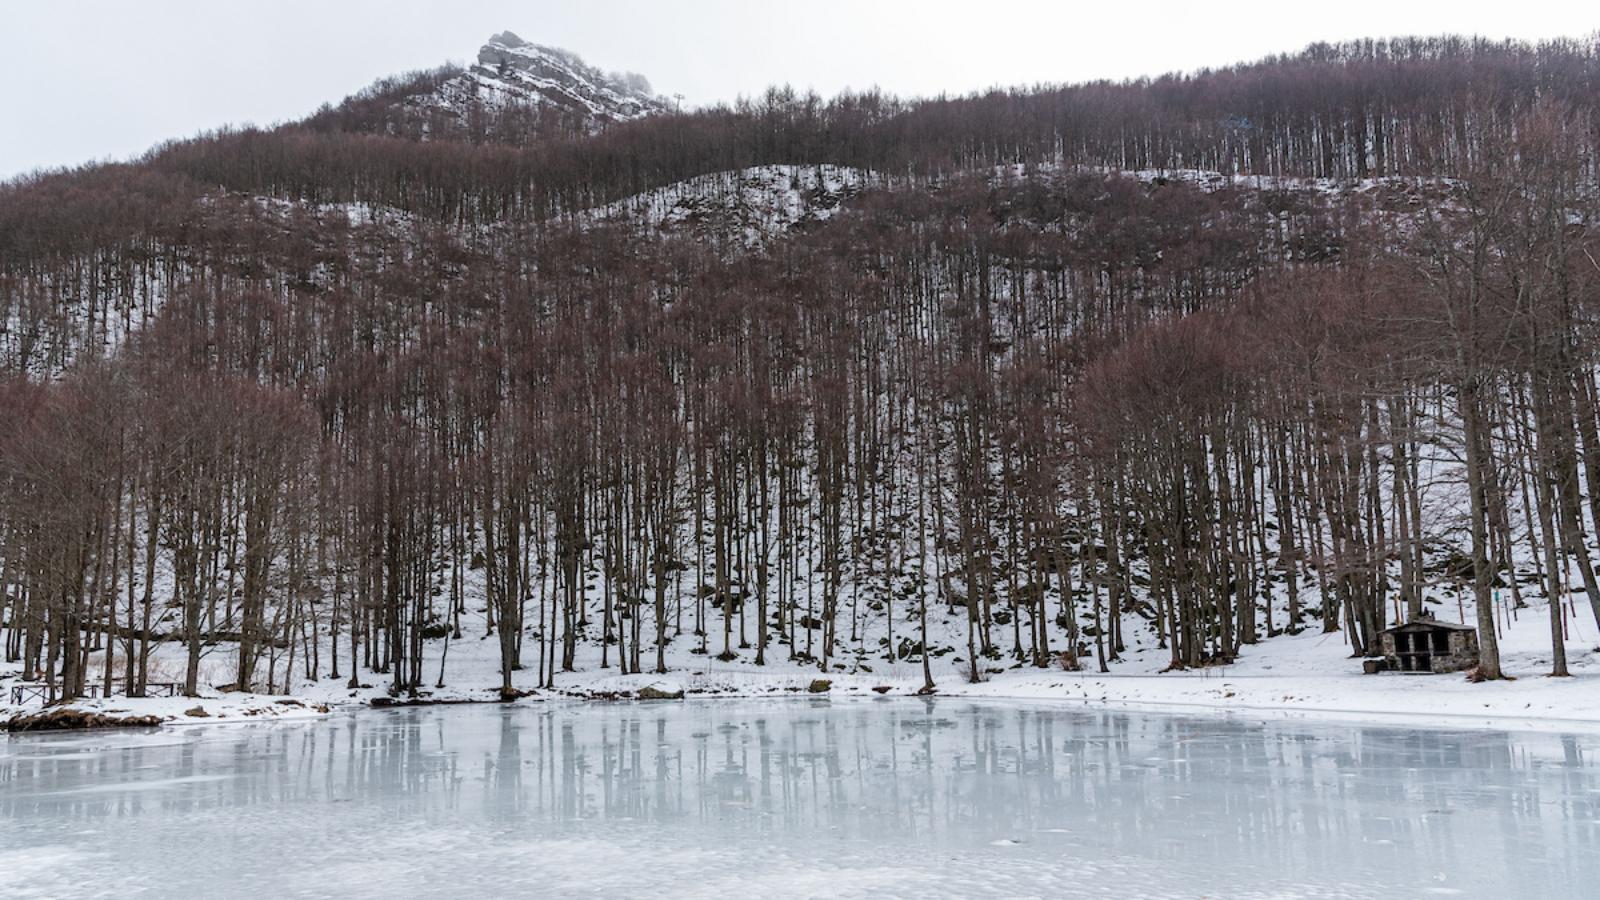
1367, 614, 1480, 674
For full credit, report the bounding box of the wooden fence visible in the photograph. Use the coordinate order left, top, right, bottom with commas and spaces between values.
8, 681, 181, 706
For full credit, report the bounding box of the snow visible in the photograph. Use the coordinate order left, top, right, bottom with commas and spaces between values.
584, 164, 872, 246
991, 159, 1460, 199
9, 584, 1599, 733
8, 693, 330, 730
531, 589, 1600, 735
948, 603, 1600, 734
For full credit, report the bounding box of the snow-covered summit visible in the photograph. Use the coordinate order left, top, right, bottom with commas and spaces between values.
411, 31, 670, 132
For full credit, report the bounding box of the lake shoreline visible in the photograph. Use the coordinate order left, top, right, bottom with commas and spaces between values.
11, 663, 1600, 735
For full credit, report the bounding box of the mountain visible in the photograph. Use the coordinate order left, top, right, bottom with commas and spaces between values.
406, 31, 669, 135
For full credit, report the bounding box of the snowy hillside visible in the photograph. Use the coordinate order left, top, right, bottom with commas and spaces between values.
585, 164, 872, 246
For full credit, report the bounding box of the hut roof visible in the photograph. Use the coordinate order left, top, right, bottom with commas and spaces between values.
1383, 618, 1476, 633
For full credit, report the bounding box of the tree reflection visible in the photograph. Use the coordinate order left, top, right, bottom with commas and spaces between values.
3, 701, 1599, 894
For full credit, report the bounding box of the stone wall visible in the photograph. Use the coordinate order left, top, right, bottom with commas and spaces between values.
1378, 625, 1480, 674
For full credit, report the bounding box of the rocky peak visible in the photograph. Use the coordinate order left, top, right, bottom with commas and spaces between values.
409, 32, 669, 133
487, 30, 529, 48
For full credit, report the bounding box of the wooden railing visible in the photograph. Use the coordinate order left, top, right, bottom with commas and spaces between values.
8, 681, 182, 706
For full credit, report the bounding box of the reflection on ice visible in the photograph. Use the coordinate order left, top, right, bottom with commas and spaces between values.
3, 700, 1598, 898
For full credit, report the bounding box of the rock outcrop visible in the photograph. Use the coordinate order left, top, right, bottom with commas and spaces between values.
408, 31, 669, 134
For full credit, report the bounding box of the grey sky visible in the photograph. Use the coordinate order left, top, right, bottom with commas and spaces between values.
1, 1, 1592, 180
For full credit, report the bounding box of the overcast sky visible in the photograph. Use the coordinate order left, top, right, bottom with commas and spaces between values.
1, 1, 1593, 179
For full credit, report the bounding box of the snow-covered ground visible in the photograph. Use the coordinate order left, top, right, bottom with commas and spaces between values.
4, 692, 330, 731
0, 654, 331, 730
955, 604, 1600, 733
8, 586, 1597, 733
552, 589, 1600, 733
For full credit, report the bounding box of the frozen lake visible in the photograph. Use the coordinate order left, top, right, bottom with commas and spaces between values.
3, 699, 1599, 899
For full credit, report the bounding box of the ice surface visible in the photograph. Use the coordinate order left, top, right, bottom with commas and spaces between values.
4, 699, 1599, 898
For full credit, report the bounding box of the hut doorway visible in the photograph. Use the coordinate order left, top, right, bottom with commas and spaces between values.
1396, 630, 1429, 672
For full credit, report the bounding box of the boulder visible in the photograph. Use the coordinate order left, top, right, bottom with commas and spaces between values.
637, 685, 685, 701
